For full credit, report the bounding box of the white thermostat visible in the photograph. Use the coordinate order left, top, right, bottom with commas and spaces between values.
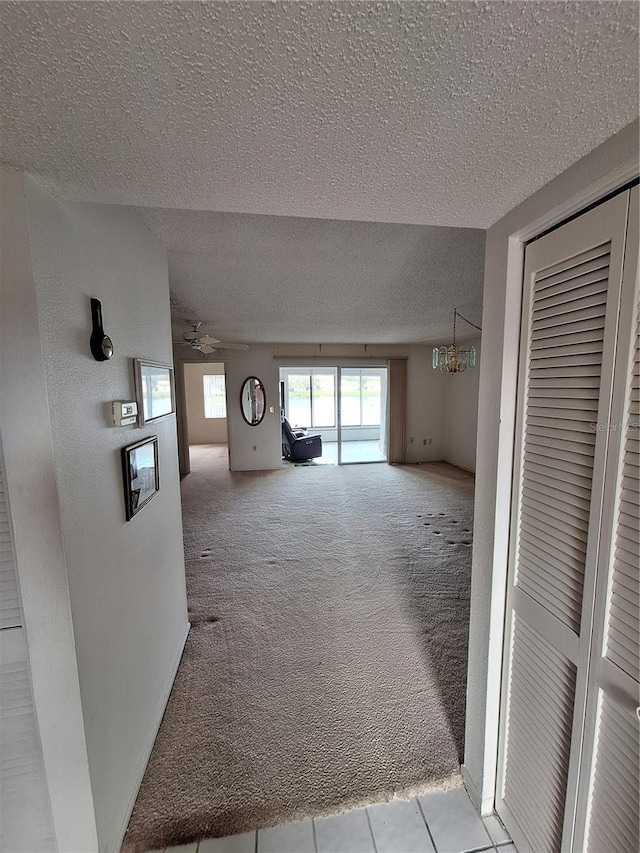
112, 401, 138, 427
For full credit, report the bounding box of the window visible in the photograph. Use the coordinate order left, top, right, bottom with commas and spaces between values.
203, 374, 227, 418
340, 374, 361, 426
362, 373, 382, 425
311, 372, 335, 427
285, 370, 336, 429
281, 367, 385, 429
340, 369, 382, 427
286, 374, 312, 428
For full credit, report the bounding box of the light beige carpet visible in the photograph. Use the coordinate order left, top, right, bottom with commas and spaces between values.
123, 449, 475, 851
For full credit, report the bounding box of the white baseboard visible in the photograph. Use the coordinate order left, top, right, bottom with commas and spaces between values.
113, 620, 190, 853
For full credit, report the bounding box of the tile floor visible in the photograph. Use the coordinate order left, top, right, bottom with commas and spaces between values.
148, 786, 516, 853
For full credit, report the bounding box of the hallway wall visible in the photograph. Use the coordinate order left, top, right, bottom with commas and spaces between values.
444, 337, 481, 474
224, 345, 283, 471
20, 175, 189, 853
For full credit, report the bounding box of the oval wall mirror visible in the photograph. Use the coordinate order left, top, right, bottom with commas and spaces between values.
240, 376, 266, 426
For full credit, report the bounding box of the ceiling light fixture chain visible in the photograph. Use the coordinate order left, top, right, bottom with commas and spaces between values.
455, 309, 482, 333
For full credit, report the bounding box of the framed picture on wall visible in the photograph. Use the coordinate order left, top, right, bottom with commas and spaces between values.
122, 436, 159, 521
133, 359, 175, 426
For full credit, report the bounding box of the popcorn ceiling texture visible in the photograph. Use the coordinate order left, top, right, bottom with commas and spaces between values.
138, 207, 485, 343
1, 1, 638, 228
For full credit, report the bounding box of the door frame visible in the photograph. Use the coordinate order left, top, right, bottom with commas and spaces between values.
465, 130, 639, 819
278, 360, 390, 465
174, 351, 229, 476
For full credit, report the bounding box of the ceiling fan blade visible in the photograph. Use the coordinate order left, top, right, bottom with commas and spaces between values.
172, 339, 190, 345
199, 343, 218, 354
213, 342, 249, 350
197, 335, 221, 346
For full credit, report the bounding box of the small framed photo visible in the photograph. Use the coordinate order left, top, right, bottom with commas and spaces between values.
133, 359, 175, 426
122, 436, 159, 521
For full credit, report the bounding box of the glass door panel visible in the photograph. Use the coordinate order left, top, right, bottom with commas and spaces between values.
280, 366, 387, 465
311, 372, 336, 428
338, 367, 387, 464
361, 373, 381, 425
285, 373, 311, 430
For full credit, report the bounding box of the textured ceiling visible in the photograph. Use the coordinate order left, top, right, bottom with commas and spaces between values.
137, 207, 485, 343
3, 1, 636, 344
1, 1, 638, 228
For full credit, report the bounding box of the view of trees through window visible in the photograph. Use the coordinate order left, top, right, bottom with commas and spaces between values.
285, 368, 383, 429
203, 374, 227, 418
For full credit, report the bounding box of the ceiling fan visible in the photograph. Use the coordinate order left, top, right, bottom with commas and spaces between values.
172, 322, 249, 354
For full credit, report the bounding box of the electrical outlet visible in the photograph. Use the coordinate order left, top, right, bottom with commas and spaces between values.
410, 437, 414, 443
428, 438, 432, 445
423, 438, 427, 445
252, 445, 257, 452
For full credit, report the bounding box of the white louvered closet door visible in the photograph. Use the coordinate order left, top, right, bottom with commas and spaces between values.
0, 450, 21, 631
496, 190, 633, 853
0, 435, 56, 852
574, 184, 640, 853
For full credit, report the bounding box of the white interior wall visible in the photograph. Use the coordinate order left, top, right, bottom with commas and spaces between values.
21, 176, 190, 853
395, 346, 447, 462
217, 344, 447, 470
224, 346, 283, 471
443, 338, 481, 473
463, 118, 639, 814
184, 361, 228, 445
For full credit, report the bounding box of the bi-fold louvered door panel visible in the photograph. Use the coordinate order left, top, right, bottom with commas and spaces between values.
496, 190, 633, 853
0, 449, 21, 630
574, 184, 639, 853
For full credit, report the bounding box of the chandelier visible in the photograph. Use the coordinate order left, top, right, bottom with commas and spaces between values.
432, 309, 481, 373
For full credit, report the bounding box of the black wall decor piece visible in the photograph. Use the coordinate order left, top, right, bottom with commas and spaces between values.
122, 436, 159, 521
90, 297, 114, 361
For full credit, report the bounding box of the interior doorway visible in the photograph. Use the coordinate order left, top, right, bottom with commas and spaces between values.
280, 365, 388, 464
183, 362, 229, 466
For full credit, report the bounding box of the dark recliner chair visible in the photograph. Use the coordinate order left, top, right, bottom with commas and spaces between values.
281, 417, 323, 462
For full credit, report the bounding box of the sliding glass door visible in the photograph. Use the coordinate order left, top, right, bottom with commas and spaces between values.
280, 365, 388, 464
338, 367, 387, 464
283, 368, 336, 433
